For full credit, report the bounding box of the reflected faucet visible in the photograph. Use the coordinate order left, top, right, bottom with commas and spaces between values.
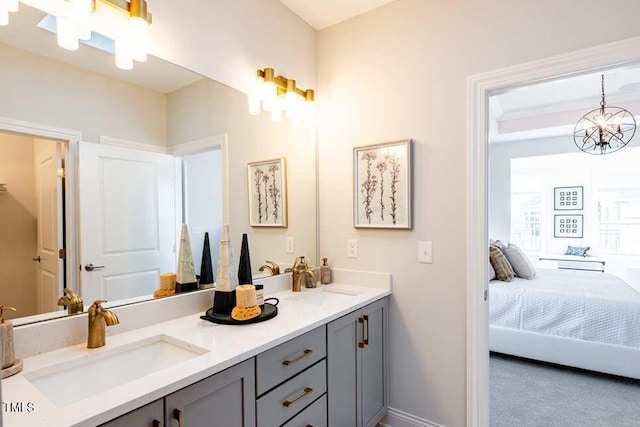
57, 288, 84, 315
87, 300, 119, 349
259, 260, 280, 276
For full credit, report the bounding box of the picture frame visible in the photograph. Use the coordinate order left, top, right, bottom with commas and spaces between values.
247, 158, 287, 227
554, 214, 583, 238
554, 186, 583, 210
353, 139, 412, 229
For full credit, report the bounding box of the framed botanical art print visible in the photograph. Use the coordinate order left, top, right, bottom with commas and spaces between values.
554, 214, 583, 238
353, 139, 412, 229
247, 158, 287, 227
554, 186, 583, 210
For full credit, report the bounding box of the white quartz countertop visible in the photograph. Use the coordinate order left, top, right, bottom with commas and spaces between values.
3, 281, 391, 427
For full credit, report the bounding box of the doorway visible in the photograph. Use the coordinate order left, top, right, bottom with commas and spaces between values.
466, 36, 640, 425
0, 131, 66, 318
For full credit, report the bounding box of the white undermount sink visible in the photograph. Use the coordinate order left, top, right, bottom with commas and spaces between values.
25, 334, 209, 407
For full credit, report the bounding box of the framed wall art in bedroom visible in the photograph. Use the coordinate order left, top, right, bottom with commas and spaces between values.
353, 139, 412, 229
554, 214, 583, 238
554, 186, 583, 210
247, 158, 287, 227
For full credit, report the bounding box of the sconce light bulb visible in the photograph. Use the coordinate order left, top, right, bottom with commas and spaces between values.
71, 0, 93, 40
304, 100, 315, 127
56, 16, 80, 51
0, 9, 8, 26
115, 39, 134, 70
285, 92, 298, 119
7, 0, 18, 12
129, 16, 149, 62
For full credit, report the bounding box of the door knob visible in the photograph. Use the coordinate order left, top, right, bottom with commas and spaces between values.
32, 256, 41, 262
84, 263, 105, 272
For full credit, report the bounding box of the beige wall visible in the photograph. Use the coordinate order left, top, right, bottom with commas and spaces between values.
168, 79, 316, 269
316, 0, 640, 425
0, 133, 37, 318
0, 43, 167, 145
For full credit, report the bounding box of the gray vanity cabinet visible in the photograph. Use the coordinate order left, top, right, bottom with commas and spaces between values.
327, 297, 388, 427
165, 358, 256, 427
99, 399, 163, 427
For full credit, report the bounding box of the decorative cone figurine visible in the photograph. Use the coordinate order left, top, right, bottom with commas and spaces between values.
238, 233, 253, 285
176, 224, 198, 293
199, 232, 214, 289
213, 224, 238, 314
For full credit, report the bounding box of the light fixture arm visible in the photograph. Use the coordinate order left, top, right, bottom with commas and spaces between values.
257, 68, 314, 100
101, 0, 152, 24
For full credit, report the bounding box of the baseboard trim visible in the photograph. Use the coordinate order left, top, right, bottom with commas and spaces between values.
383, 407, 445, 427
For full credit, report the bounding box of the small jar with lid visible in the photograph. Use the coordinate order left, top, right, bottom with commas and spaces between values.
320, 257, 332, 284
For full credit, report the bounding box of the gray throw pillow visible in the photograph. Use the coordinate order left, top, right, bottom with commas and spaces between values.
565, 246, 590, 257
502, 243, 536, 279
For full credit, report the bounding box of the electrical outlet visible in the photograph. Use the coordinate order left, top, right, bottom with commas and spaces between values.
418, 241, 433, 263
347, 239, 358, 258
286, 236, 295, 254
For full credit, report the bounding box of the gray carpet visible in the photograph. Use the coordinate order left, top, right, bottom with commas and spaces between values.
490, 353, 640, 426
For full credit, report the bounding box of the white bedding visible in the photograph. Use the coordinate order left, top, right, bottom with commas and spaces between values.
489, 268, 640, 349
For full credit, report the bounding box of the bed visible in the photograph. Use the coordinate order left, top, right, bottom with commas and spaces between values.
489, 268, 640, 379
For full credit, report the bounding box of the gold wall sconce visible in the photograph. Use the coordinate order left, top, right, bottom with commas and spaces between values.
248, 68, 315, 127
1, 0, 152, 70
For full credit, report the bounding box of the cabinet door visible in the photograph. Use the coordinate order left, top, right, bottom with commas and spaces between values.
361, 298, 388, 427
165, 359, 256, 427
100, 399, 163, 427
327, 309, 362, 427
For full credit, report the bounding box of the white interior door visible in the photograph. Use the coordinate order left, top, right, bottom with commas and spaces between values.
78, 142, 176, 305
34, 138, 63, 313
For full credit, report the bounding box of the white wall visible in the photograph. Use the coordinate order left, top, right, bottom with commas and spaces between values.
148, 0, 317, 95
316, 0, 640, 425
489, 135, 576, 242
0, 43, 167, 145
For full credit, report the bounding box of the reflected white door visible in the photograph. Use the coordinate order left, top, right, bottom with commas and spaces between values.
78, 142, 176, 305
34, 139, 63, 313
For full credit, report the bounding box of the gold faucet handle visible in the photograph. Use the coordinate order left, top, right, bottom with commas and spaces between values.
0, 306, 17, 323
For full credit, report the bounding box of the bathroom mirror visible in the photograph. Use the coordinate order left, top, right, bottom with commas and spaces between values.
0, 4, 317, 325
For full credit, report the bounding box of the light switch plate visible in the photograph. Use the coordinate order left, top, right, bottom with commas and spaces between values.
419, 241, 432, 263
286, 236, 295, 254
347, 239, 358, 258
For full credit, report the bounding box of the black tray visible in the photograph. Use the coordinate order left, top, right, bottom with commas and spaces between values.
200, 298, 279, 325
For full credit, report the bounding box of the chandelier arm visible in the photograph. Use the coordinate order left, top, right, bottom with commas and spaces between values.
601, 129, 627, 146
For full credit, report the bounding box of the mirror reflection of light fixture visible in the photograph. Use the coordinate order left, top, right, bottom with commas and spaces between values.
2, 0, 152, 70
574, 74, 636, 155
248, 68, 315, 127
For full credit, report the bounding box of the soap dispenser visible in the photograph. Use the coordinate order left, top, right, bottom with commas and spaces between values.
0, 306, 21, 378
320, 257, 332, 285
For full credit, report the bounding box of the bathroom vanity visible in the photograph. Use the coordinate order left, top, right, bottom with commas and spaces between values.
2, 271, 390, 427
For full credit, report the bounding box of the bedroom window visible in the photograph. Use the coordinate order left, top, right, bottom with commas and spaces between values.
597, 189, 640, 255
511, 192, 541, 251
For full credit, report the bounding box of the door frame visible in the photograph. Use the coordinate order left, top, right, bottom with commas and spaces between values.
466, 35, 640, 426
0, 116, 82, 295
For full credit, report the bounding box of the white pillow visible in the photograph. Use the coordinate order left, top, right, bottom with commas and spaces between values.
502, 244, 536, 279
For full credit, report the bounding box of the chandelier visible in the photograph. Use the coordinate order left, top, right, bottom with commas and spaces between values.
573, 74, 636, 155
0, 0, 152, 71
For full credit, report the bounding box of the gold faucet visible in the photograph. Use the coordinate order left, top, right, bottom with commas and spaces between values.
259, 260, 280, 276
57, 288, 84, 315
87, 300, 119, 349
286, 256, 315, 292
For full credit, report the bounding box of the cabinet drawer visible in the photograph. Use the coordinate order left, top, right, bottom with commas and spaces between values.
282, 394, 327, 427
257, 360, 326, 427
256, 326, 326, 395
99, 399, 163, 427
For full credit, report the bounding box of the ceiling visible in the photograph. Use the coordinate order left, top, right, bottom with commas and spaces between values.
279, 0, 396, 30
489, 64, 640, 143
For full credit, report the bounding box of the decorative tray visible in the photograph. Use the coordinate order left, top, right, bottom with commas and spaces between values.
200, 298, 279, 325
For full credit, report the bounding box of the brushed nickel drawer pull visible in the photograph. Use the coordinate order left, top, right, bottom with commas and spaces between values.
358, 317, 365, 348
173, 409, 184, 427
282, 387, 313, 407
363, 314, 370, 346
152, 420, 162, 427
282, 349, 313, 366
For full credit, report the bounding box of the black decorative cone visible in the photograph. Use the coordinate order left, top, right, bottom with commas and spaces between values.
199, 232, 214, 285
237, 233, 253, 285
